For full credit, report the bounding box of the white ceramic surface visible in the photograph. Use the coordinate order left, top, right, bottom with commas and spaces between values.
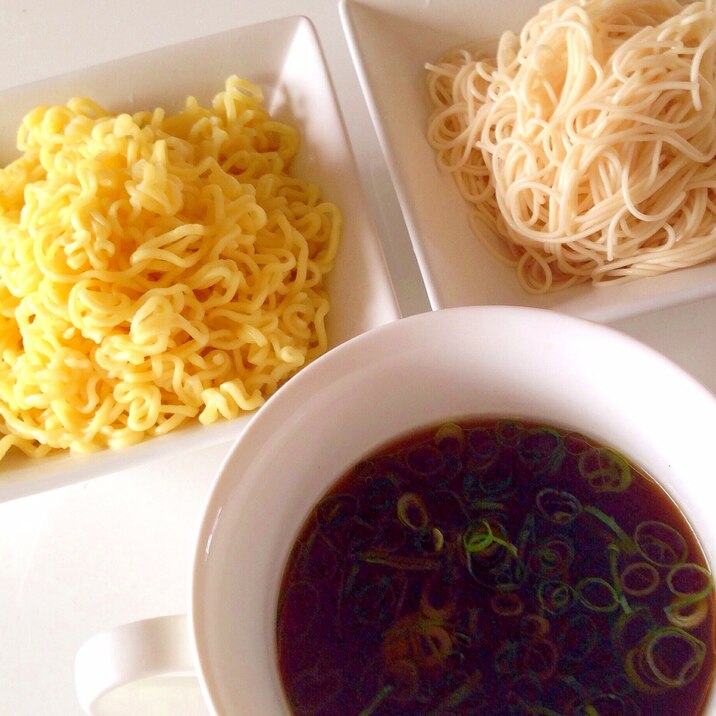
0, 15, 400, 501
75, 615, 207, 716
340, 0, 716, 321
188, 306, 716, 714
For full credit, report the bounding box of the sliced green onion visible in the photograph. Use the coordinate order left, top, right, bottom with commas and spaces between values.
581, 695, 629, 716
612, 606, 655, 653
665, 598, 710, 629
358, 685, 394, 716
518, 427, 565, 475
621, 561, 660, 597
666, 562, 713, 605
519, 614, 551, 642
583, 504, 635, 554
644, 627, 706, 688
516, 511, 536, 559
466, 427, 499, 471
495, 419, 526, 448
537, 580, 574, 615
578, 446, 632, 493
536, 488, 582, 525
478, 470, 513, 495
404, 444, 444, 476
625, 644, 666, 695
464, 519, 518, 558
576, 577, 620, 613
491, 591, 524, 616
563, 432, 592, 457
426, 670, 483, 715
634, 521, 688, 567
663, 562, 714, 628
397, 492, 429, 530
607, 543, 631, 614
316, 493, 358, 528
531, 535, 575, 576
432, 527, 444, 552
434, 422, 465, 449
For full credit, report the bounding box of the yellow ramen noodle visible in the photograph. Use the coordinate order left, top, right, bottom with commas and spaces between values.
0, 76, 340, 460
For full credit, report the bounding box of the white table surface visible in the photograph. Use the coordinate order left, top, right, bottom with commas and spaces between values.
0, 2, 714, 714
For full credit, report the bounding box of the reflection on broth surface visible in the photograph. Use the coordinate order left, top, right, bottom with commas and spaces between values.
277, 419, 715, 715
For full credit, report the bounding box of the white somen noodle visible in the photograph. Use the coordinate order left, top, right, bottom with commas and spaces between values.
426, 0, 716, 292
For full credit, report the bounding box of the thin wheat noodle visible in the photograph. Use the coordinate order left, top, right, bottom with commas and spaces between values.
426, 0, 716, 293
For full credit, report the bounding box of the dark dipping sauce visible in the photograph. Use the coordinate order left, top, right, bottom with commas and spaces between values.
276, 419, 715, 715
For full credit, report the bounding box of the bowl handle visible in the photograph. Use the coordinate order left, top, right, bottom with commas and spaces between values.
74, 614, 209, 715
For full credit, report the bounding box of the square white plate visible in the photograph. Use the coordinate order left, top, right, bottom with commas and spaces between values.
0, 15, 400, 501
340, 0, 716, 321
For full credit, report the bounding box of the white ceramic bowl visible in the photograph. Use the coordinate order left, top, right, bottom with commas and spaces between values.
190, 306, 716, 714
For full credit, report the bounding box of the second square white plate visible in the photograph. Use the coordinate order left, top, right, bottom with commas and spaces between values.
341, 0, 716, 321
0, 15, 400, 500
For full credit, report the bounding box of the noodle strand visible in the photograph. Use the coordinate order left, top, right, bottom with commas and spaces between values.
426, 0, 716, 292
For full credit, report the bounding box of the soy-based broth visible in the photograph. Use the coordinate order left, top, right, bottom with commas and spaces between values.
277, 419, 715, 715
